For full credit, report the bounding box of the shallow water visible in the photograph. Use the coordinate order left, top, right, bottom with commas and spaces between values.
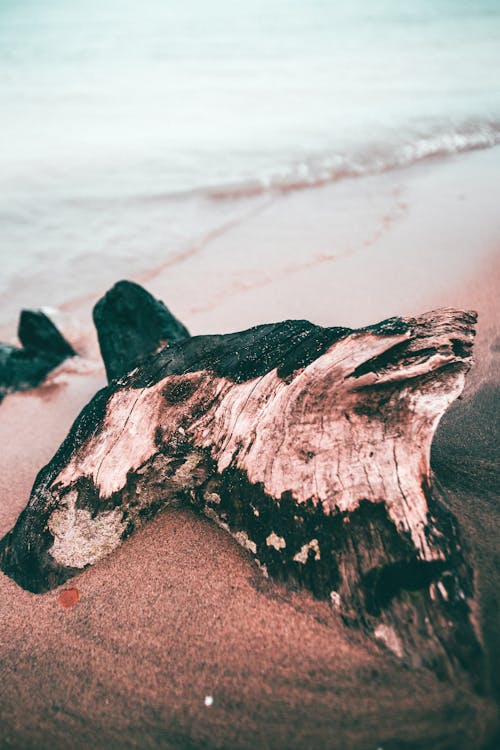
1, 0, 500, 320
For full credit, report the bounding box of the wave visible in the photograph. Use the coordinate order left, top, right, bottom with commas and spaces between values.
205, 120, 500, 201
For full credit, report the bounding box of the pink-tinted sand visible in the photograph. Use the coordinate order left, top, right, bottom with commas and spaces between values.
0, 148, 499, 749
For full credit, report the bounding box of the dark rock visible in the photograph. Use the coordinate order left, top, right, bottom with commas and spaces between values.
18, 310, 76, 359
0, 306, 483, 684
93, 280, 190, 382
0, 310, 76, 402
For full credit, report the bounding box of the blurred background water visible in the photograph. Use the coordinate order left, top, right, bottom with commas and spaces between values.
1, 0, 500, 319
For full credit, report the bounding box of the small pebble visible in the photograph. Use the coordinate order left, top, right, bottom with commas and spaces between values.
58, 588, 79, 609
204, 695, 213, 707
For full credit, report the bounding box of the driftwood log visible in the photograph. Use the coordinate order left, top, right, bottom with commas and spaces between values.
0, 299, 481, 681
0, 310, 76, 403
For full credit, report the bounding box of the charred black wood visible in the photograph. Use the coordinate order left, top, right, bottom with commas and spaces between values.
93, 280, 190, 382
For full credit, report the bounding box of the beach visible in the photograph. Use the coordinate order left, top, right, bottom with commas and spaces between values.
1, 1, 500, 745
0, 145, 499, 749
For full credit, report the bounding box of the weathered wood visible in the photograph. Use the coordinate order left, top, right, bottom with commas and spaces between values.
0, 306, 481, 681
93, 280, 190, 382
0, 310, 76, 402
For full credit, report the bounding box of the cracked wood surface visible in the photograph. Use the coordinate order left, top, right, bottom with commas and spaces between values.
0, 306, 482, 681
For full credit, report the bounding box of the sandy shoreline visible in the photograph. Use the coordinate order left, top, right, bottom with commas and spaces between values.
0, 147, 499, 749
2, 145, 500, 331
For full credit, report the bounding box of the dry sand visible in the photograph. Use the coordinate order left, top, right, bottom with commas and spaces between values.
0, 148, 499, 749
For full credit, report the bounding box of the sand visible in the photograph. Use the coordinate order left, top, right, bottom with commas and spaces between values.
0, 147, 499, 749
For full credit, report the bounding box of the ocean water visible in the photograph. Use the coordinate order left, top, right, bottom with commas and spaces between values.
1, 0, 500, 320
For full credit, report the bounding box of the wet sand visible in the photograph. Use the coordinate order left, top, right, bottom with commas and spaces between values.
0, 148, 499, 749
